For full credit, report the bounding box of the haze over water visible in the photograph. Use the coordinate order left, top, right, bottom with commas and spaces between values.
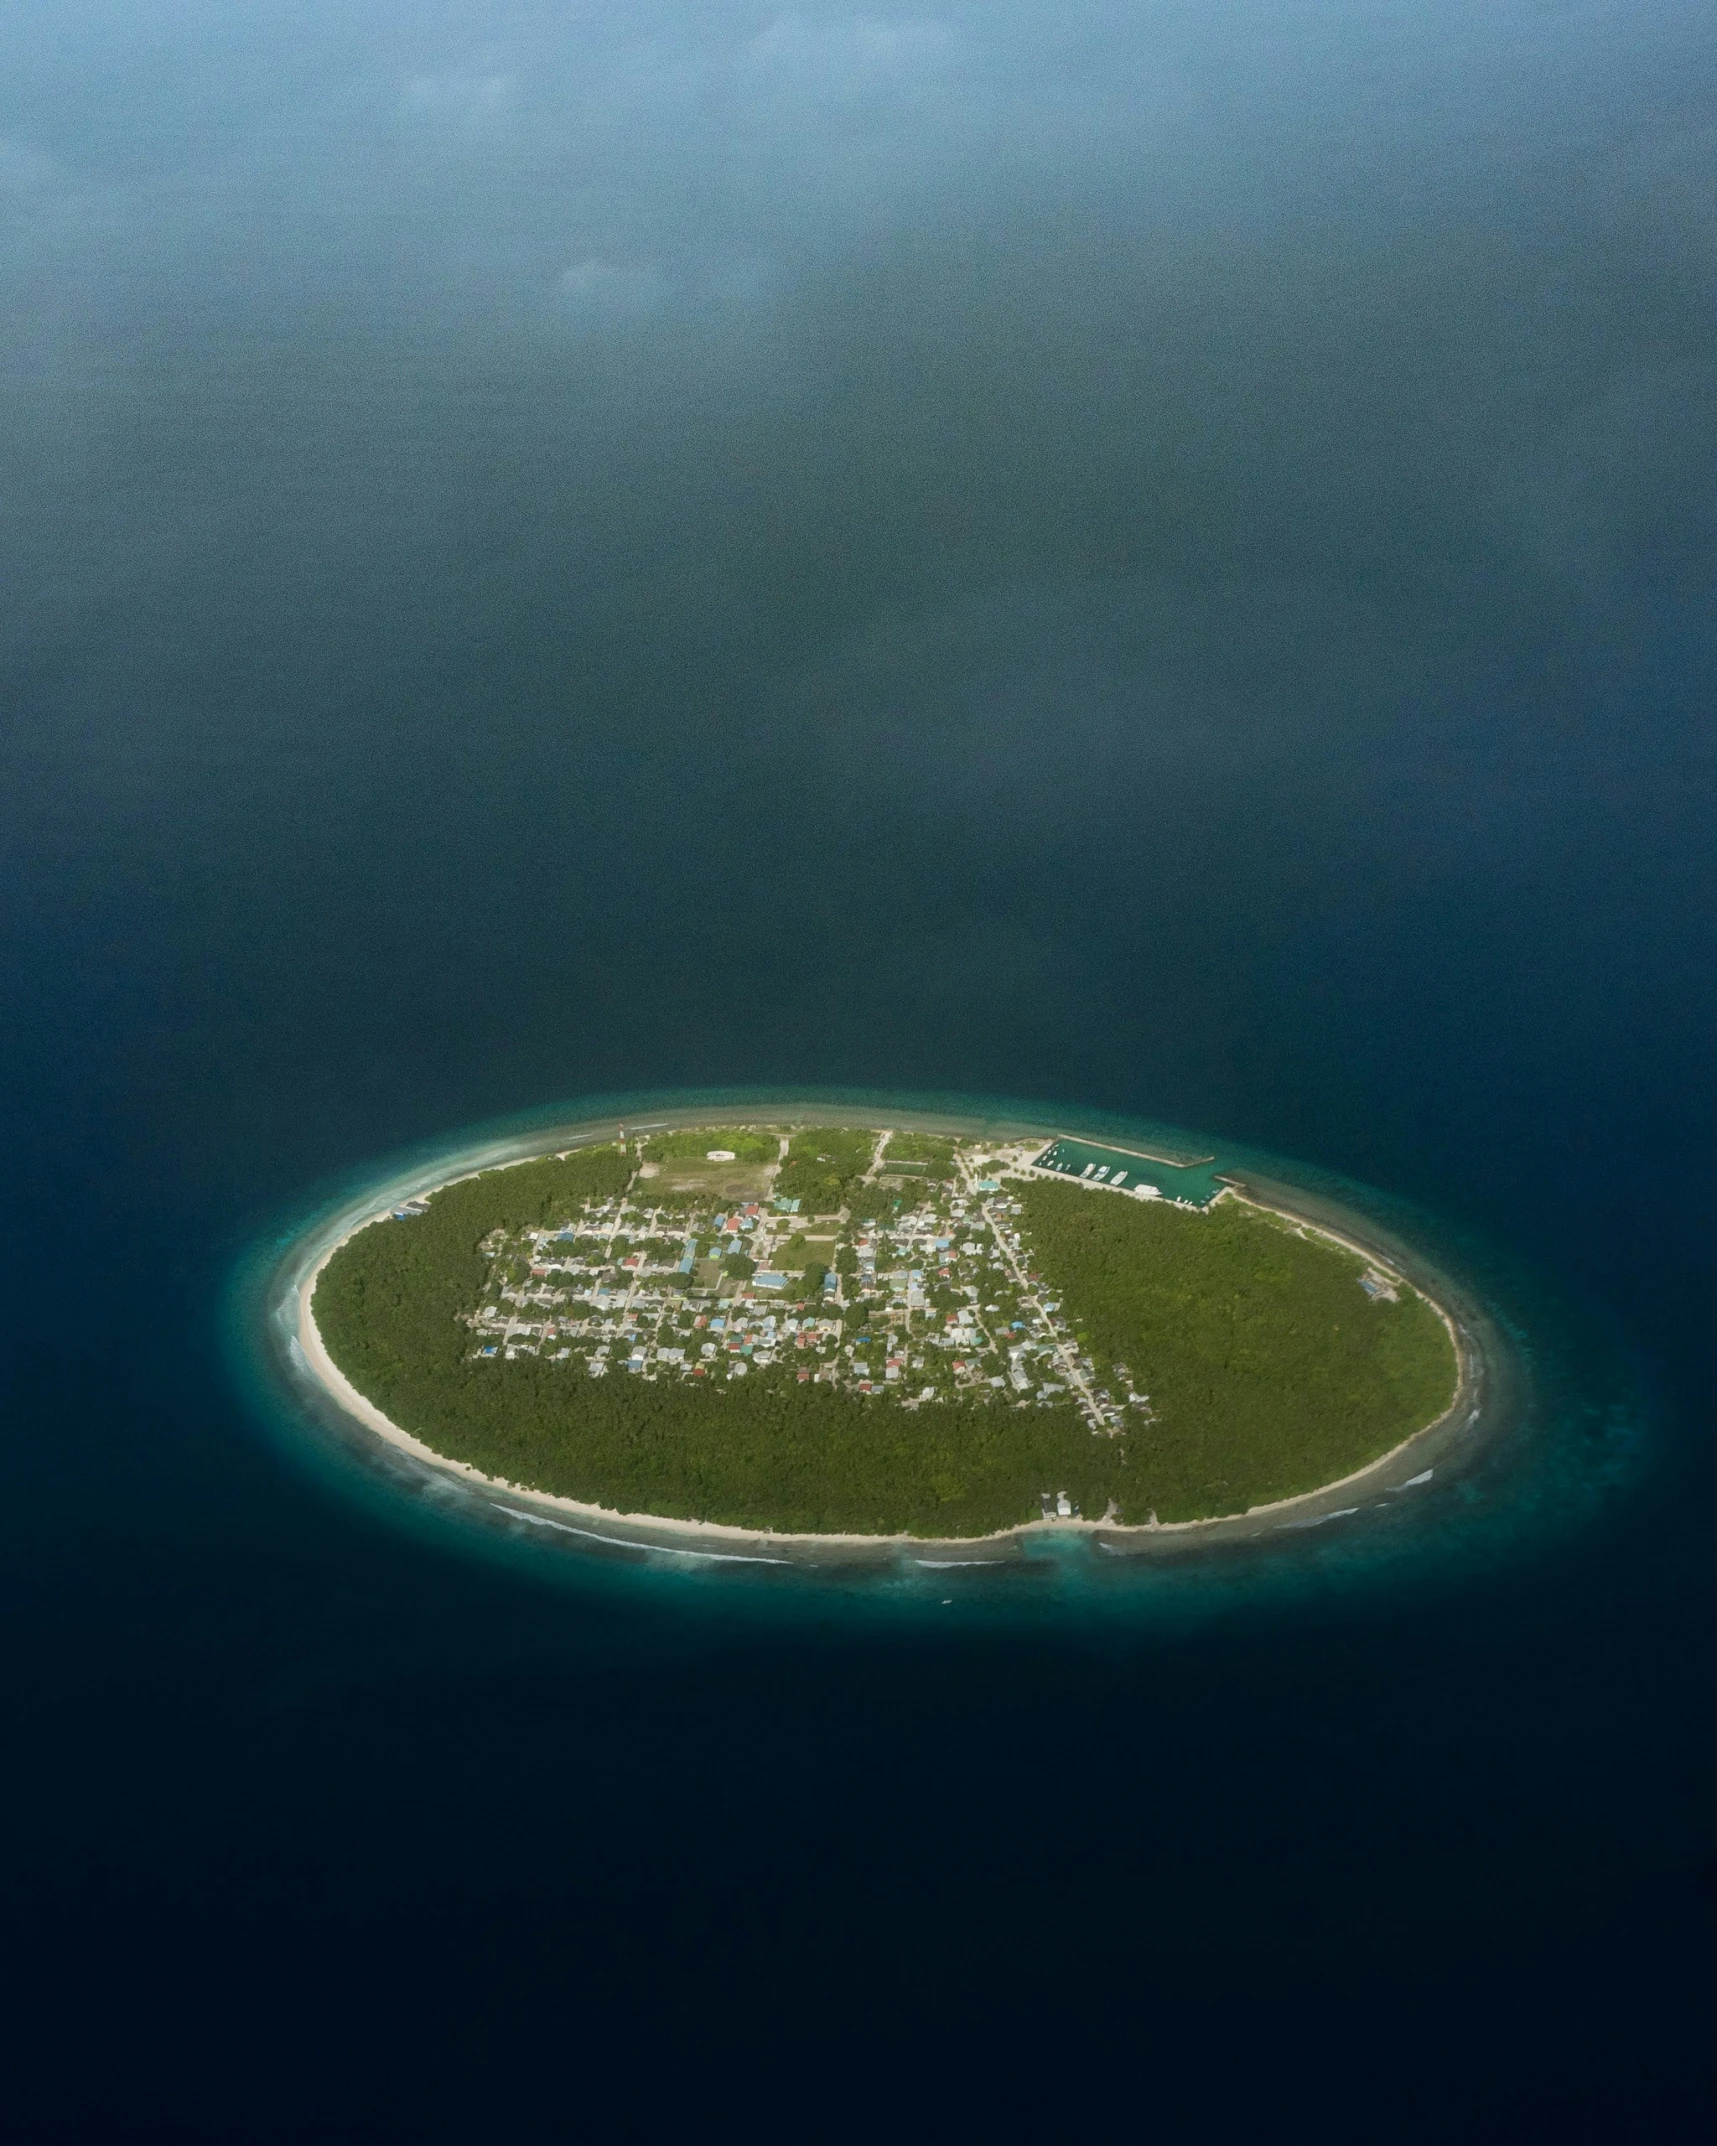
3, 4, 1715, 2136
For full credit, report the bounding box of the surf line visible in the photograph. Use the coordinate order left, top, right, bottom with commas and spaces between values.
493, 1504, 792, 1563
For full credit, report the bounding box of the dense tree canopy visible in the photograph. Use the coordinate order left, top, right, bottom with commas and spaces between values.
1019, 1181, 1456, 1520
773, 1127, 876, 1213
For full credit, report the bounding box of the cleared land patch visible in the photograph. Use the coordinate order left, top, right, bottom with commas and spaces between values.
640, 1157, 774, 1199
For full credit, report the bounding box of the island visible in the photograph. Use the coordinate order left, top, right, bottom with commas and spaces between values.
303, 1119, 1463, 1542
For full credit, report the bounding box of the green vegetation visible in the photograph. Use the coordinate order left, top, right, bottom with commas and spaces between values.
846, 1182, 904, 1224
773, 1127, 876, 1213
315, 1146, 632, 1423
1017, 1181, 1457, 1522
886, 1133, 955, 1162
334, 1343, 1112, 1537
633, 1184, 699, 1210
314, 1133, 1458, 1536
881, 1132, 957, 1179
641, 1127, 777, 1164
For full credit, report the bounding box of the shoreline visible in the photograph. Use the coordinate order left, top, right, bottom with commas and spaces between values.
272, 1101, 1501, 1565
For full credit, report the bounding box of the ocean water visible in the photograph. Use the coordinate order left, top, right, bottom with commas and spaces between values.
4, 4, 1716, 2137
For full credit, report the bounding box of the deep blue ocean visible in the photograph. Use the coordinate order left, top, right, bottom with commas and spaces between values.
4, 4, 1715, 2137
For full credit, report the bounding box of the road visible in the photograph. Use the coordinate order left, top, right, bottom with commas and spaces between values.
959, 1153, 1109, 1433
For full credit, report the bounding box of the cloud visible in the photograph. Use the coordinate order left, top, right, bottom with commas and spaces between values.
399, 71, 515, 131
738, 12, 960, 97
3, 0, 1714, 720
556, 254, 666, 314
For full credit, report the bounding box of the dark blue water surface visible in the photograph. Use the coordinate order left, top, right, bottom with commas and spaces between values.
4, 4, 1716, 2137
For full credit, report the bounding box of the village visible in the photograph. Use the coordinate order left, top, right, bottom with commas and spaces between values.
461, 1130, 1163, 1436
